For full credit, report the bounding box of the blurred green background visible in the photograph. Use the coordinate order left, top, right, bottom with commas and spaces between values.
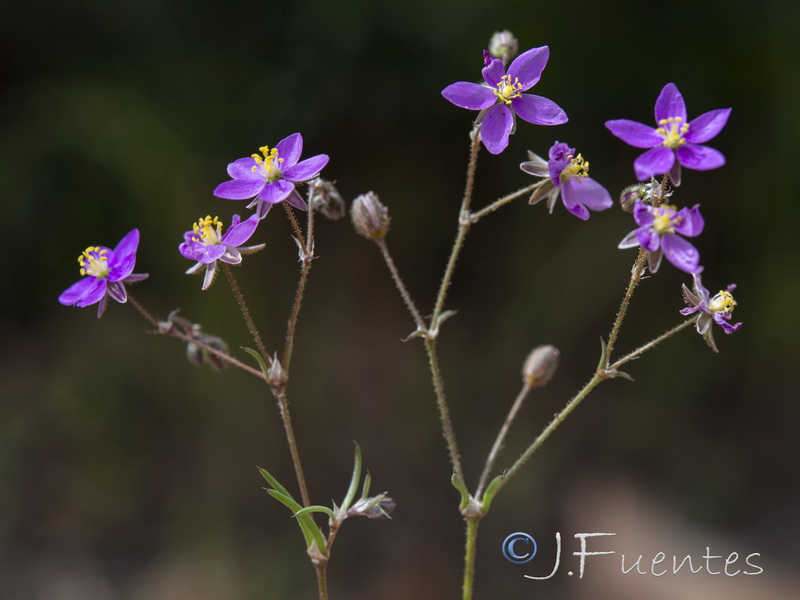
2, 0, 798, 598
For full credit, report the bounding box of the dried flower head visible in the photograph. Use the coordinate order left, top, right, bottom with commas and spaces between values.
488, 30, 518, 64
308, 178, 346, 221
351, 192, 390, 240
522, 345, 560, 387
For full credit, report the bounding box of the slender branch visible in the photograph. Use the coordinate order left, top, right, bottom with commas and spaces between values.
431, 131, 481, 325
605, 247, 648, 360
284, 202, 306, 249
462, 517, 480, 600
425, 338, 464, 482
273, 387, 312, 507
475, 381, 533, 498
282, 209, 314, 375
608, 317, 697, 371
127, 293, 266, 380
469, 182, 543, 224
496, 373, 605, 495
375, 238, 426, 333
223, 264, 271, 363
314, 564, 328, 600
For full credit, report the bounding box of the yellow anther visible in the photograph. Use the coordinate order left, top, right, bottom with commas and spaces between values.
494, 75, 523, 105
191, 215, 224, 245
709, 290, 736, 313
561, 153, 590, 182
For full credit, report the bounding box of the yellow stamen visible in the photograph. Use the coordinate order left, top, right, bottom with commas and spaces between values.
657, 116, 690, 149
561, 153, 590, 182
493, 74, 523, 105
78, 246, 109, 278
250, 145, 284, 179
709, 290, 736, 313
191, 215, 224, 245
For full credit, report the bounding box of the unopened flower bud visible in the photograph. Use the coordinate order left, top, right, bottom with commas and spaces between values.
488, 30, 518, 65
267, 357, 288, 389
351, 192, 390, 240
308, 178, 346, 221
186, 330, 230, 372
620, 184, 647, 212
522, 345, 559, 387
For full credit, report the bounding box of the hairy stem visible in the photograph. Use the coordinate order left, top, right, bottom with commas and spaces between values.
605, 247, 648, 360
282, 205, 315, 375
375, 238, 426, 333
223, 264, 270, 363
462, 517, 480, 600
476, 382, 533, 498
425, 338, 464, 482
609, 318, 697, 371
469, 182, 542, 224
273, 387, 312, 507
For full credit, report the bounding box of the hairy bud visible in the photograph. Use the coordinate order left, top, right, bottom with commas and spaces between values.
522, 345, 559, 387
267, 357, 288, 389
308, 178, 346, 221
351, 192, 390, 240
488, 30, 518, 65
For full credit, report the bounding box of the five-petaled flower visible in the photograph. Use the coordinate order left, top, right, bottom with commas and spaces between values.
618, 200, 704, 273
520, 142, 612, 220
441, 46, 567, 155
680, 272, 742, 352
214, 133, 329, 219
58, 229, 149, 318
179, 214, 265, 290
605, 82, 731, 186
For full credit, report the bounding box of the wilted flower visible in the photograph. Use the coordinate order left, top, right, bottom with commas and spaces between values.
179, 214, 264, 290
214, 133, 329, 219
605, 83, 731, 185
442, 46, 567, 154
618, 200, 704, 273
308, 178, 346, 221
521, 142, 612, 220
347, 494, 395, 519
680, 272, 742, 352
619, 178, 672, 212
58, 229, 149, 318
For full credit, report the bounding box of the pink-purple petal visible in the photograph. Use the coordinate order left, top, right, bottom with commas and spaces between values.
568, 178, 612, 212
507, 46, 549, 90
511, 94, 567, 125
618, 229, 642, 249
634, 146, 675, 180
227, 157, 262, 180
285, 189, 308, 211
481, 58, 505, 88
480, 104, 514, 154
275, 133, 303, 169
685, 108, 731, 144
260, 179, 295, 204
222, 215, 259, 247
654, 83, 687, 122
106, 280, 127, 304
201, 262, 217, 290
676, 144, 725, 171
214, 178, 266, 200
635, 228, 661, 252
560, 182, 590, 220
58, 277, 96, 305
75, 278, 108, 307
604, 119, 662, 148
441, 82, 497, 110
282, 154, 329, 182
674, 205, 704, 237
662, 234, 701, 273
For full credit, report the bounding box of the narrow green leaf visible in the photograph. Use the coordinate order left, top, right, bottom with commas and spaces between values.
480, 474, 505, 513
294, 505, 337, 521
258, 467, 293, 499
360, 471, 372, 499
450, 472, 470, 511
341, 443, 362, 511
243, 347, 270, 379
268, 489, 312, 547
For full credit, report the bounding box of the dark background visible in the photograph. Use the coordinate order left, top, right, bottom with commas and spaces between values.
2, 0, 798, 598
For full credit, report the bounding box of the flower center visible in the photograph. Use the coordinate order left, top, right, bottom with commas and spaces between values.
191, 216, 224, 246
251, 146, 284, 181
656, 117, 690, 149
709, 290, 736, 313
560, 153, 590, 182
493, 75, 523, 105
652, 205, 680, 235
78, 246, 110, 278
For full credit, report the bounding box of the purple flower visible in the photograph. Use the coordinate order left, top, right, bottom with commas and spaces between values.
58, 229, 149, 318
605, 83, 731, 185
179, 214, 265, 290
214, 133, 329, 219
520, 142, 612, 220
441, 46, 568, 155
618, 200, 704, 273
680, 272, 742, 352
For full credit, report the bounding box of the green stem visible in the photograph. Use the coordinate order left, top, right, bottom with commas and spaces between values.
223, 264, 271, 363
425, 338, 464, 482
273, 387, 312, 507
314, 564, 329, 600
475, 382, 532, 498
282, 205, 315, 375
462, 517, 480, 600
608, 318, 697, 372
605, 247, 648, 360
468, 182, 542, 224
375, 238, 426, 333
